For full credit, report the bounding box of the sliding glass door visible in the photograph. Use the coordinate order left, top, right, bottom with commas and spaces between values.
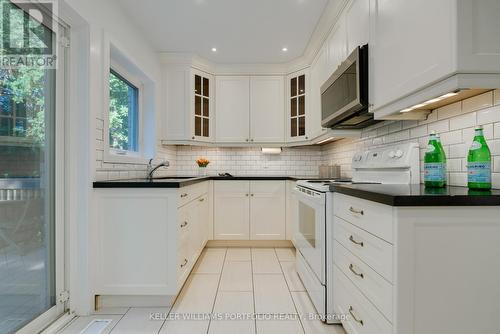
0, 1, 67, 333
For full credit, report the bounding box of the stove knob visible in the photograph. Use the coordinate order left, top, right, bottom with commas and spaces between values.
395, 150, 404, 158
388, 151, 396, 158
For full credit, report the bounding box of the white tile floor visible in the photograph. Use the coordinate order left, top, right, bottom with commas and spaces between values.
58, 248, 345, 334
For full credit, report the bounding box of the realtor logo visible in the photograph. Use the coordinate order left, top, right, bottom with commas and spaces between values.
1, 0, 59, 69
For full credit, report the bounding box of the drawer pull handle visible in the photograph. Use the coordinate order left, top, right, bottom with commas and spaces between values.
349, 235, 364, 247
349, 306, 364, 326
180, 193, 188, 198
349, 206, 364, 215
349, 264, 364, 278
180, 258, 188, 268
180, 221, 188, 228
199, 198, 205, 202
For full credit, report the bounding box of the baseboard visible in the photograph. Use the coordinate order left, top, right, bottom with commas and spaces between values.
96, 295, 175, 309
206, 240, 294, 248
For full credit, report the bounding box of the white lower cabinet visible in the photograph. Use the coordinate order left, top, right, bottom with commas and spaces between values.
94, 182, 209, 297
214, 180, 286, 240
250, 181, 286, 240
331, 193, 500, 334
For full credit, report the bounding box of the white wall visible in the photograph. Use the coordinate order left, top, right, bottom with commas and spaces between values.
322, 90, 500, 188
65, 0, 175, 181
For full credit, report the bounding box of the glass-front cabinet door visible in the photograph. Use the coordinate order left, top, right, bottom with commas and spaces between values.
192, 70, 213, 141
287, 70, 309, 142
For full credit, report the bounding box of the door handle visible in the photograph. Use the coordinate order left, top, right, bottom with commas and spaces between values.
348, 306, 364, 326
349, 206, 364, 215
349, 263, 364, 278
349, 235, 364, 247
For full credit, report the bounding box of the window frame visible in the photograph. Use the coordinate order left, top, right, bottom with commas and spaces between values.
103, 52, 147, 164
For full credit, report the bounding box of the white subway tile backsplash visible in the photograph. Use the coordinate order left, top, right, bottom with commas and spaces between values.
437, 101, 462, 120
428, 119, 449, 133
494, 89, 500, 106
322, 91, 500, 188
477, 105, 500, 125
450, 112, 476, 131
462, 91, 493, 113
449, 143, 466, 158
440, 130, 462, 145
410, 125, 428, 139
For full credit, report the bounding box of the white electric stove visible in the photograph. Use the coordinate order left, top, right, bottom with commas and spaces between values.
294, 142, 420, 323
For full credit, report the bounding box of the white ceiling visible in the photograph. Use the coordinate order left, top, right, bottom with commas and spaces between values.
115, 0, 330, 64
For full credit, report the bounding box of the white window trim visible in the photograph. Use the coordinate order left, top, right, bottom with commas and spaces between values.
102, 36, 151, 164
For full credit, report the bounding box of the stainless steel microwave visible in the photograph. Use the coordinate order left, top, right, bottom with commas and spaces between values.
321, 44, 378, 129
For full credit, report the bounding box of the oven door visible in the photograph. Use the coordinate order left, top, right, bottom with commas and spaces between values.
293, 186, 326, 284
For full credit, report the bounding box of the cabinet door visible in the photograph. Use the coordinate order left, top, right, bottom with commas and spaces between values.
250, 76, 285, 143
192, 70, 213, 141
250, 181, 286, 240
370, 0, 455, 111
287, 71, 309, 142
345, 0, 369, 54
326, 15, 347, 76
215, 76, 250, 143
214, 181, 250, 240
309, 45, 329, 139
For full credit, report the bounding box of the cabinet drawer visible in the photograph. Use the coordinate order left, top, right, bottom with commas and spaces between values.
334, 240, 393, 321
334, 193, 393, 243
334, 216, 393, 282
334, 265, 392, 334
178, 181, 209, 208
177, 243, 192, 290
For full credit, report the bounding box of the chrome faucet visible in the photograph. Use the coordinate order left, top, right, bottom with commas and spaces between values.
147, 159, 170, 180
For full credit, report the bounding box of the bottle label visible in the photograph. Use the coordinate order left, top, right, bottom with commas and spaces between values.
424, 163, 446, 182
470, 141, 482, 150
468, 162, 491, 183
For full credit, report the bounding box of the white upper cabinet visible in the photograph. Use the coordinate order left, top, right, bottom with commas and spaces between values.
369, 0, 455, 114
309, 47, 328, 139
215, 76, 250, 143
326, 15, 347, 76
370, 0, 500, 118
250, 76, 285, 143
216, 75, 285, 144
163, 65, 214, 143
286, 69, 310, 142
345, 0, 369, 54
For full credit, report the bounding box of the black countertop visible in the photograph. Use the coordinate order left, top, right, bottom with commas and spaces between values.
330, 183, 500, 206
93, 175, 315, 188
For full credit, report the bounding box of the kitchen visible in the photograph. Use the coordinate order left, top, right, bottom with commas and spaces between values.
1, 0, 500, 334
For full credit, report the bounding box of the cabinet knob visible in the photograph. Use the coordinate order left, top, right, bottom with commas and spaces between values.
192, 136, 195, 140
305, 136, 309, 140
246, 194, 249, 197
246, 139, 249, 142
250, 139, 254, 142
250, 194, 254, 197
